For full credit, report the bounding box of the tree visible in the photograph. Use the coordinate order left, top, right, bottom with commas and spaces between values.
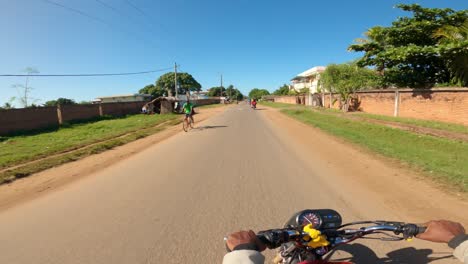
433, 19, 468, 86
320, 63, 382, 112
348, 4, 468, 88
44, 98, 76, 107
0, 102, 14, 110
299, 88, 310, 94
273, 84, 290, 95
11, 67, 39, 107
155, 72, 201, 96
207, 86, 225, 97
139, 84, 166, 98
248, 88, 270, 100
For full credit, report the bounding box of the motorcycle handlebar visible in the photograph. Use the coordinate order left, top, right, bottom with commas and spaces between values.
255, 223, 426, 249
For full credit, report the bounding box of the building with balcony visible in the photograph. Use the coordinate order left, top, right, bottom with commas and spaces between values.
290, 66, 326, 94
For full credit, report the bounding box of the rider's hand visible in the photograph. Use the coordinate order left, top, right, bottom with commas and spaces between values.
226, 230, 266, 252
417, 220, 465, 243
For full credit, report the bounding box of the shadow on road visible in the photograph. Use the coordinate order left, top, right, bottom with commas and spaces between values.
324, 243, 454, 263
192, 125, 228, 131
253, 108, 267, 111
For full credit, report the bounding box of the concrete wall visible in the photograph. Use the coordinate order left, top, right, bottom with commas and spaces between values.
0, 107, 59, 135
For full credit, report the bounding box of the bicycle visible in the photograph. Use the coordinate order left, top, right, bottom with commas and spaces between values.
182, 114, 194, 132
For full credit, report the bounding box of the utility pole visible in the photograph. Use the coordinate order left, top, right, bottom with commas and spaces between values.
220, 74, 223, 97
174, 62, 178, 98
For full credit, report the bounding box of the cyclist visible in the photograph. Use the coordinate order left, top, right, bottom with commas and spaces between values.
182, 99, 194, 125
223, 220, 467, 264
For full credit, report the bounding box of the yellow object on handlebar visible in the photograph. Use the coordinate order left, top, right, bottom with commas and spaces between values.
302, 224, 330, 248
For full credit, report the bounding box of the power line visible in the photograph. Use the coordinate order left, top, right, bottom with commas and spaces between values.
0, 67, 173, 77
43, 0, 111, 27
124, 0, 169, 34
42, 0, 160, 47
94, 0, 162, 38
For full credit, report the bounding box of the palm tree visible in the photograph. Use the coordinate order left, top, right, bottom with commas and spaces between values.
433, 20, 468, 86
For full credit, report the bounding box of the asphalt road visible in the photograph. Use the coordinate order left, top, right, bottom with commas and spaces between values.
0, 104, 462, 263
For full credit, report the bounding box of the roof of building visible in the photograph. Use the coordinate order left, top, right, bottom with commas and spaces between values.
96, 93, 151, 99
291, 66, 326, 81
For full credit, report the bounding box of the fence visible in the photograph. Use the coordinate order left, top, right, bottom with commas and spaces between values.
270, 88, 468, 125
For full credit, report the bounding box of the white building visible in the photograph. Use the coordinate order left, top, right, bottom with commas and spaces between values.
94, 93, 152, 103
290, 66, 326, 94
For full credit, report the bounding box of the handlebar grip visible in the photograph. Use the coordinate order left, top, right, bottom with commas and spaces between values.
403, 224, 427, 238
256, 230, 291, 249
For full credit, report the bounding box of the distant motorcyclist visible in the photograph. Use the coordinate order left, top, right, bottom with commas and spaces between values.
223, 220, 468, 264
251, 99, 257, 109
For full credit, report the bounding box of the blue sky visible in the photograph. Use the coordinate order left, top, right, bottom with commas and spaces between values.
0, 0, 466, 106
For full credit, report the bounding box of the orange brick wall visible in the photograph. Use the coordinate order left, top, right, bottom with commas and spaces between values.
355, 92, 395, 116
320, 88, 467, 125
398, 91, 468, 125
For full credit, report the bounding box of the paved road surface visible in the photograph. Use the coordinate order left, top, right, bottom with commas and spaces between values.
0, 104, 461, 263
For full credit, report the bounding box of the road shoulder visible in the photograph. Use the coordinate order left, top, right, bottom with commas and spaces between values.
259, 106, 468, 225
0, 106, 227, 212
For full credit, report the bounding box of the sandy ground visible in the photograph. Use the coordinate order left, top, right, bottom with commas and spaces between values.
0, 103, 466, 264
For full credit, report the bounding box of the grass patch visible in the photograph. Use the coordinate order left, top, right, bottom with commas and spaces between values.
260, 101, 305, 109
353, 113, 468, 135
282, 108, 468, 192
0, 114, 179, 169
0, 118, 181, 184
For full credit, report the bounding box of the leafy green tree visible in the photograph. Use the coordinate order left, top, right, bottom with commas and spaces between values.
139, 84, 167, 98
348, 4, 468, 87
299, 88, 310, 94
155, 72, 201, 96
44, 98, 76, 107
207, 86, 225, 97
433, 19, 468, 86
320, 63, 381, 112
273, 84, 290, 95
248, 88, 270, 100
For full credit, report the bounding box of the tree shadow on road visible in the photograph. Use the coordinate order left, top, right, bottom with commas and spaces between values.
324, 243, 454, 263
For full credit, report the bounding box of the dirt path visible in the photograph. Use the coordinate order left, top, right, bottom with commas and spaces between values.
0, 106, 227, 211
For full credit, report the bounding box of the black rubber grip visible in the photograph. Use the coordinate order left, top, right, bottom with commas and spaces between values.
403, 224, 426, 238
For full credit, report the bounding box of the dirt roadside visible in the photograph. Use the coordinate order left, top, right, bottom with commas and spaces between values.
260, 106, 468, 225
0, 106, 227, 211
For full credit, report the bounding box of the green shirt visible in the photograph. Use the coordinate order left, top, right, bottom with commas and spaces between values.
183, 102, 193, 114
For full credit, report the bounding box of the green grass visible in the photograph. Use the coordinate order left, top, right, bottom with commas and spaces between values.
0, 114, 179, 169
260, 101, 305, 109
353, 113, 468, 135
0, 118, 181, 184
282, 108, 468, 192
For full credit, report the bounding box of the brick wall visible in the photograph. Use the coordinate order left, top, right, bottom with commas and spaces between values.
354, 91, 395, 116
398, 90, 468, 125
0, 107, 58, 135
270, 88, 468, 125
273, 96, 307, 105
327, 88, 467, 125
101, 102, 144, 116
322, 94, 341, 110
60, 104, 101, 123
